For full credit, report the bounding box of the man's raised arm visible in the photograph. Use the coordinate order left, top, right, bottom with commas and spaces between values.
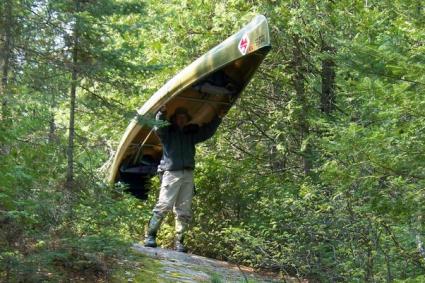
154, 106, 169, 140
193, 114, 222, 143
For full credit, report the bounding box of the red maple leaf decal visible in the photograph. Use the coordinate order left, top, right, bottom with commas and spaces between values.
239, 38, 248, 50
238, 34, 250, 55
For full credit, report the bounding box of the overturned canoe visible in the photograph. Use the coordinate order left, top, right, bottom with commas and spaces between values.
109, 15, 271, 190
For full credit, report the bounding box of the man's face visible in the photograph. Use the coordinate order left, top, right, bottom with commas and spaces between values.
175, 114, 188, 129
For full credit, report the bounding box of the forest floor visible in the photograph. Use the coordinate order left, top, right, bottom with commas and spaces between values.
110, 244, 299, 283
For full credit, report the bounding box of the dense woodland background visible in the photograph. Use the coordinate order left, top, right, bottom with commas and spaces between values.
1, 0, 424, 282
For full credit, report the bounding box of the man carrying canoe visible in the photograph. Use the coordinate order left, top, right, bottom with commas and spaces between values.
144, 105, 223, 252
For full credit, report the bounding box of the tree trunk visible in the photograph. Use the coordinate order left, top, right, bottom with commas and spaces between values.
292, 35, 312, 175
48, 91, 57, 143
320, 45, 336, 114
414, 215, 425, 261
66, 1, 80, 189
0, 0, 12, 119
365, 244, 374, 282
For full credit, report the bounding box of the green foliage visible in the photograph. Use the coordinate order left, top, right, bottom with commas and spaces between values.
1, 0, 425, 282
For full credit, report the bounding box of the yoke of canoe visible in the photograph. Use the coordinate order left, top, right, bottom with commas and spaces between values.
108, 15, 271, 195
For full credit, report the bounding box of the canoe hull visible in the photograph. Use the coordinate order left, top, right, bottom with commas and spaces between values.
109, 15, 271, 188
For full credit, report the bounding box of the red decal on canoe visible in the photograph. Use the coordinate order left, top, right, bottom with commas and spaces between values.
238, 34, 250, 55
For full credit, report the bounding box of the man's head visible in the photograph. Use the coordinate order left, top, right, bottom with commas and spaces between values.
172, 107, 191, 129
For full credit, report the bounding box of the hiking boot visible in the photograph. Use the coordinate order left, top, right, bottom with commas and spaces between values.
175, 217, 190, 252
144, 213, 163, 248
144, 235, 157, 248
175, 238, 187, 253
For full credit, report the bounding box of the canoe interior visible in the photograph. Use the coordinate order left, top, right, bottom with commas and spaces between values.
117, 47, 270, 198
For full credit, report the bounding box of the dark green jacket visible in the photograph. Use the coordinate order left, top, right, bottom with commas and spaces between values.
154, 111, 221, 172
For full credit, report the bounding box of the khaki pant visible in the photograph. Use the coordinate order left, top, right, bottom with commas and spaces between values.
153, 169, 194, 222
